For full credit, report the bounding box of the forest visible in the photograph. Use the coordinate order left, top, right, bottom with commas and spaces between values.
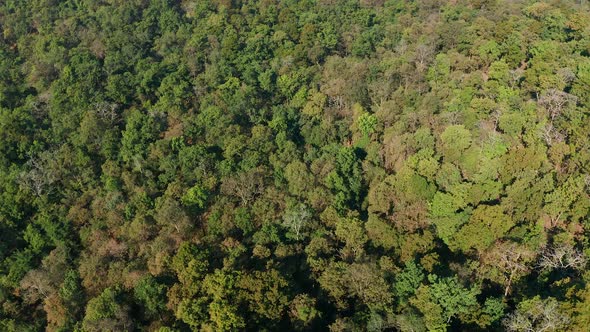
1, 0, 590, 331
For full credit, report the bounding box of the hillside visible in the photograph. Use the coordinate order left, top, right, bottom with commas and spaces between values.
1, 0, 590, 331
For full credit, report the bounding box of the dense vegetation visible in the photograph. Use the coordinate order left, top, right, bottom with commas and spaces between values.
1, 0, 590, 331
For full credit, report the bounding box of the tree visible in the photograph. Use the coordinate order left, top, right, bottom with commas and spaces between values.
410, 275, 480, 331
393, 261, 425, 305
427, 53, 450, 86
18, 152, 57, 197
537, 243, 586, 272
220, 167, 266, 206
439, 125, 472, 162
282, 204, 312, 241
345, 263, 392, 310
335, 217, 368, 260
503, 297, 569, 332
238, 269, 290, 323
478, 40, 501, 66
543, 175, 587, 228
19, 246, 68, 306
181, 184, 208, 210
480, 241, 537, 297
358, 112, 378, 137
429, 190, 470, 247
134, 275, 168, 320
202, 270, 245, 331
538, 89, 577, 122
453, 205, 514, 253
58, 269, 85, 326
82, 288, 133, 332
289, 294, 319, 328
572, 60, 590, 105
120, 109, 163, 167
326, 147, 363, 211
284, 161, 315, 198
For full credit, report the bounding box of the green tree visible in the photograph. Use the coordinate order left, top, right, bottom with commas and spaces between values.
358, 112, 378, 137
453, 205, 514, 253
82, 288, 132, 332
120, 109, 163, 167
134, 275, 168, 320
439, 125, 472, 162
411, 275, 480, 331
326, 147, 364, 211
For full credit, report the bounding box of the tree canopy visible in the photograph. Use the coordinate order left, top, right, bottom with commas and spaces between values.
1, 0, 590, 331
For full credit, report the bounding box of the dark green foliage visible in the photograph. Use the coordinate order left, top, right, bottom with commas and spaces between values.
326, 147, 364, 211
